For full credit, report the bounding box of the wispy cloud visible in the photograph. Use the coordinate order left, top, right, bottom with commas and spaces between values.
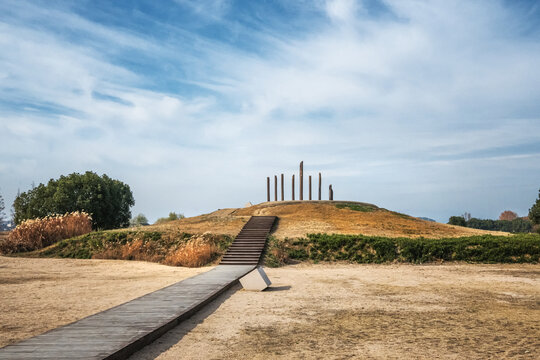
0, 0, 539, 221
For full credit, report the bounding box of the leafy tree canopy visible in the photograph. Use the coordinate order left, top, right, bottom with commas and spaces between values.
130, 213, 149, 227
499, 210, 518, 221
13, 171, 134, 229
529, 189, 540, 225
448, 216, 467, 227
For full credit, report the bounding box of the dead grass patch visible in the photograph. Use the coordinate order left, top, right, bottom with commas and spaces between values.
0, 212, 92, 254
163, 238, 219, 267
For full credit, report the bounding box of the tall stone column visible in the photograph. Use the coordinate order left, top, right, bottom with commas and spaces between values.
274, 175, 278, 201
318, 172, 322, 200
329, 184, 333, 200
292, 174, 295, 200
309, 175, 312, 200
299, 161, 303, 200
267, 177, 270, 202
281, 174, 284, 201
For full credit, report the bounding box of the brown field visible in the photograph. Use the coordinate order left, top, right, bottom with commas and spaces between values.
131, 263, 540, 360
1, 258, 538, 358
144, 201, 507, 239
0, 256, 207, 348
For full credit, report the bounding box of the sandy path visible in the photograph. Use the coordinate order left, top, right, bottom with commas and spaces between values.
131, 263, 540, 360
0, 256, 210, 348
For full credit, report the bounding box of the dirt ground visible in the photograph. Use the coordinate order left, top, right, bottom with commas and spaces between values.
131, 263, 540, 360
146, 201, 506, 239
0, 256, 208, 348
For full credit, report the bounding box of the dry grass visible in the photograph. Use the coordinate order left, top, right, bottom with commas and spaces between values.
92, 239, 162, 263
90, 235, 221, 267
163, 238, 219, 267
0, 212, 92, 254
0, 231, 9, 242
142, 201, 508, 239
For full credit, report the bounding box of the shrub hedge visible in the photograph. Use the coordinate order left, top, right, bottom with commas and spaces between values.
265, 233, 540, 266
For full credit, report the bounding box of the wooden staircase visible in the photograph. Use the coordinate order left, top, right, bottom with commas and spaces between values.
219, 216, 276, 265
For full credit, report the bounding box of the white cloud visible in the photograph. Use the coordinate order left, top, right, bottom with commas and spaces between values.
0, 0, 539, 222
325, 0, 360, 24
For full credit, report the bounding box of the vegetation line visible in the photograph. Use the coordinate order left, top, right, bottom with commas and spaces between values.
265, 233, 540, 267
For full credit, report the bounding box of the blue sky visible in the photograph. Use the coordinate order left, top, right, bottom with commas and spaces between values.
1, 0, 539, 223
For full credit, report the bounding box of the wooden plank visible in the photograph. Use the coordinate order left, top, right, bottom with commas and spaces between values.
0, 265, 254, 360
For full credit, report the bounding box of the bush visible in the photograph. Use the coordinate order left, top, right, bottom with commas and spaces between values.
0, 212, 92, 254
448, 216, 467, 227
130, 214, 149, 227
267, 233, 540, 265
13, 171, 134, 229
155, 212, 185, 224
466, 217, 532, 233
530, 189, 540, 225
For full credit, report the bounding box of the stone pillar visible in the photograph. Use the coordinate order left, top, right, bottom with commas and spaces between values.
329, 184, 333, 200
281, 174, 284, 201
309, 175, 312, 200
267, 177, 270, 202
299, 161, 303, 200
274, 175, 278, 201
318, 172, 322, 200
292, 174, 295, 200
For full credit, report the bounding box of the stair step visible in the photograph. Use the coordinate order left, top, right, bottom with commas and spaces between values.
220, 216, 276, 266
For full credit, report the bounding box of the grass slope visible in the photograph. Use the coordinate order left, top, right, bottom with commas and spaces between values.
146, 201, 509, 239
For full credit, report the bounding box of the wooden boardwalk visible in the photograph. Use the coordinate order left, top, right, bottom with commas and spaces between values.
0, 265, 254, 360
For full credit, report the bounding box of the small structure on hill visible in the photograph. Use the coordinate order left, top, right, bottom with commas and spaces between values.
266, 161, 333, 202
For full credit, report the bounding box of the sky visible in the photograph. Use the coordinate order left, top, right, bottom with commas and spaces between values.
0, 0, 539, 223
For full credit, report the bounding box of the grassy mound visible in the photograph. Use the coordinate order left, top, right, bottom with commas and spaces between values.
265, 233, 540, 266
22, 230, 233, 267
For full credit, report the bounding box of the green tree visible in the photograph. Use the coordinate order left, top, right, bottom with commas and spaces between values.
448, 216, 467, 227
529, 189, 540, 225
13, 171, 135, 229
130, 213, 149, 227
155, 212, 184, 224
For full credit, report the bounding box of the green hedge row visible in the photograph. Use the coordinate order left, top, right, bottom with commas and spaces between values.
267, 233, 540, 265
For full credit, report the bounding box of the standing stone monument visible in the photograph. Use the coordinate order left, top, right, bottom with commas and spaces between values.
281, 174, 284, 201
299, 161, 303, 200
292, 174, 295, 200
274, 175, 278, 201
318, 172, 322, 200
267, 177, 270, 202
309, 175, 312, 200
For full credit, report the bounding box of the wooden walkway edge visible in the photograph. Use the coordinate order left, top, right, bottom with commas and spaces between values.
0, 265, 255, 359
